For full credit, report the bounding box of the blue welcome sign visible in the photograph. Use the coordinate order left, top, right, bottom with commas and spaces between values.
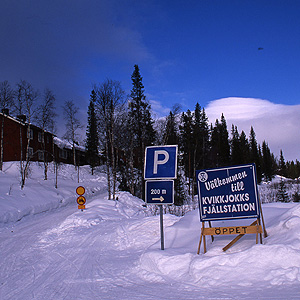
196, 164, 260, 222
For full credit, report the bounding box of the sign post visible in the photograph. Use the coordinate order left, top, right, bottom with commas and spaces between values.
144, 145, 178, 250
160, 205, 164, 250
76, 186, 86, 211
196, 164, 267, 253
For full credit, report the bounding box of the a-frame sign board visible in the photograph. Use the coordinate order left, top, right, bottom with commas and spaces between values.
196, 164, 267, 254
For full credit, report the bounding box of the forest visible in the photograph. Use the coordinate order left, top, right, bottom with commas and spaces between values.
85, 65, 300, 205
1, 66, 300, 205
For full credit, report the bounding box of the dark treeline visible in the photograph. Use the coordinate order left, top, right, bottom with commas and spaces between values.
87, 65, 156, 201
2, 67, 299, 200
85, 65, 300, 205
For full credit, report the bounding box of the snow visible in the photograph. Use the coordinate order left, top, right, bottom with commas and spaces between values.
53, 136, 85, 151
0, 162, 300, 299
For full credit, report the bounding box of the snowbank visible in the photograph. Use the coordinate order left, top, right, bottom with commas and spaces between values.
0, 162, 108, 224
136, 203, 300, 295
1, 162, 300, 299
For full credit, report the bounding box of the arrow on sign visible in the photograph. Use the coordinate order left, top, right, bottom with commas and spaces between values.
152, 196, 165, 202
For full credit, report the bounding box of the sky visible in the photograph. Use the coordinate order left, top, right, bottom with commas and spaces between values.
0, 0, 300, 160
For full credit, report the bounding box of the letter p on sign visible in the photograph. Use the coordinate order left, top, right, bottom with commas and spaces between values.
153, 150, 169, 174
144, 145, 178, 179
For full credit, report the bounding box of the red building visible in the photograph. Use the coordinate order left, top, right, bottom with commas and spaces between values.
0, 110, 87, 165
0, 110, 53, 162
53, 136, 87, 166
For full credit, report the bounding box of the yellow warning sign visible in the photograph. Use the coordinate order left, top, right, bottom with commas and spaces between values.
77, 196, 86, 205
76, 186, 85, 195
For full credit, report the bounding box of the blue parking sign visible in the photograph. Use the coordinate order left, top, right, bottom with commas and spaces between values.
144, 145, 178, 179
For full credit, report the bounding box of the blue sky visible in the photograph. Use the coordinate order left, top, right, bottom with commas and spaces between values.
1, 0, 300, 159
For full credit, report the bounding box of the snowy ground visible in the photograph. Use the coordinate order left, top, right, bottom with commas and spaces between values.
0, 162, 300, 299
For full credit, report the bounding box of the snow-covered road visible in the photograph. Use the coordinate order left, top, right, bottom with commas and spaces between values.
0, 193, 142, 299
1, 164, 300, 300
1, 193, 300, 300
0, 193, 187, 300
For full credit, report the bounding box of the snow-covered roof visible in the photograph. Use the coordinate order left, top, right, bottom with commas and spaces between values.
53, 136, 85, 151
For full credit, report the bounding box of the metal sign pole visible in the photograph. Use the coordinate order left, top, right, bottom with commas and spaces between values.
160, 205, 164, 250
144, 145, 178, 251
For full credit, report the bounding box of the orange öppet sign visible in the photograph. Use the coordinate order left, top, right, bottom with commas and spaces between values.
202, 225, 263, 236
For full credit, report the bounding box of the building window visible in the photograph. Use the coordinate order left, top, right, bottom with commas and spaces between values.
38, 150, 44, 161
38, 132, 44, 143
28, 147, 33, 157
27, 129, 34, 140
59, 149, 67, 159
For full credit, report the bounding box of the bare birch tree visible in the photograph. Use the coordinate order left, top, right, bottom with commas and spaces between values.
15, 80, 39, 188
63, 100, 82, 168
35, 88, 57, 180
94, 79, 125, 200
0, 80, 15, 171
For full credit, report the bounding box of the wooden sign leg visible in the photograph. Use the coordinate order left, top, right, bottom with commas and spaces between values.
256, 219, 259, 244
223, 233, 244, 252
197, 222, 206, 254
197, 232, 203, 255
203, 223, 207, 253
259, 197, 268, 238
223, 220, 258, 252
209, 221, 214, 242
258, 218, 263, 244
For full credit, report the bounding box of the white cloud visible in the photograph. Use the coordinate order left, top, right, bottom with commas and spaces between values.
206, 97, 300, 161
149, 99, 171, 119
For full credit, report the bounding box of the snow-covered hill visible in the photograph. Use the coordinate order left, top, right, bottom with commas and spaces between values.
0, 162, 109, 223
0, 162, 299, 299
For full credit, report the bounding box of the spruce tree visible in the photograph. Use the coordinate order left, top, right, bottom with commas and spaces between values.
278, 149, 287, 177
86, 90, 99, 175
219, 114, 230, 166
174, 164, 186, 206
277, 178, 289, 202
199, 107, 210, 168
180, 110, 194, 194
129, 65, 155, 151
239, 130, 250, 164
230, 125, 242, 165
193, 103, 209, 170
164, 110, 179, 145
190, 104, 210, 196
286, 160, 298, 179
193, 103, 202, 168
210, 119, 221, 167
249, 126, 262, 182
164, 106, 186, 205
128, 65, 155, 198
142, 105, 156, 148
261, 141, 274, 181
210, 114, 230, 167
